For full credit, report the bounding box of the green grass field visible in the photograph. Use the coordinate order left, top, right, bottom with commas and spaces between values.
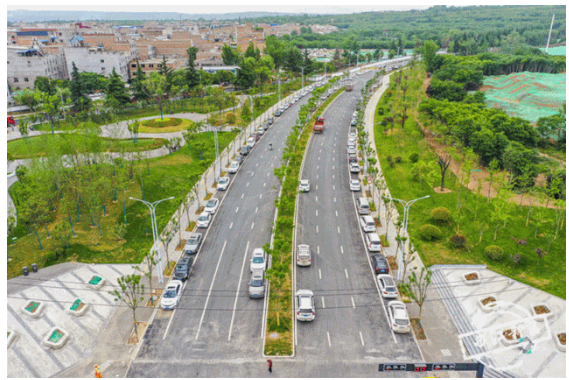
8, 134, 168, 159
375, 66, 566, 298
8, 131, 237, 279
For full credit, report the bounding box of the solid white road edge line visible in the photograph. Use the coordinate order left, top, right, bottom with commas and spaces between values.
228, 240, 250, 341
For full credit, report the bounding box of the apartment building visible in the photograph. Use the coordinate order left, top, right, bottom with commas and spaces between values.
129, 57, 185, 79
63, 45, 134, 81
7, 45, 67, 90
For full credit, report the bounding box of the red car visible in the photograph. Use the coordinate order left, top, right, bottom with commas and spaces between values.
7, 116, 15, 126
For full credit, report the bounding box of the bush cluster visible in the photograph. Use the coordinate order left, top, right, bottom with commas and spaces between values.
419, 224, 442, 241
430, 207, 453, 224
449, 234, 467, 248
409, 152, 420, 163
484, 245, 504, 261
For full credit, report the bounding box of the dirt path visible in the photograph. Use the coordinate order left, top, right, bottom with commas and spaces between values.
412, 77, 558, 209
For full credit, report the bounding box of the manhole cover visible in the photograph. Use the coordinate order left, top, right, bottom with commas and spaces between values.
270, 332, 279, 339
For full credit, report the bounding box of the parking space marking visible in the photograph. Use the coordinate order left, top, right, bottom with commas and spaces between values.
351, 296, 356, 308
322, 297, 326, 308
359, 331, 365, 346
195, 240, 227, 340
228, 241, 250, 341
251, 222, 255, 230
327, 332, 332, 346
319, 269, 322, 280
345, 269, 349, 279
229, 222, 233, 229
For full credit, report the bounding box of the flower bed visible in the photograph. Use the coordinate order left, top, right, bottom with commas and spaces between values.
462, 271, 481, 286
554, 331, 565, 352
501, 328, 522, 346
43, 327, 69, 349
530, 304, 553, 322
21, 301, 44, 319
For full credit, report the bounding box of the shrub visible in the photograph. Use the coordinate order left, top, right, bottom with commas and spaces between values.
44, 251, 57, 264
142, 118, 183, 128
450, 234, 467, 248
389, 161, 395, 168
484, 245, 504, 261
509, 253, 524, 266
431, 207, 453, 225
386, 155, 393, 162
226, 113, 237, 124
395, 156, 402, 163
419, 224, 442, 241
380, 234, 390, 247
409, 152, 420, 163
377, 108, 385, 115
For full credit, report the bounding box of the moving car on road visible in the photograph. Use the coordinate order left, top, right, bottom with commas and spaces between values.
297, 244, 312, 266
217, 177, 230, 191
184, 233, 203, 255
377, 275, 398, 299
299, 179, 311, 192
250, 248, 268, 272
204, 198, 219, 214
248, 270, 266, 299
161, 280, 183, 310
296, 289, 315, 321
387, 301, 411, 333
196, 212, 212, 228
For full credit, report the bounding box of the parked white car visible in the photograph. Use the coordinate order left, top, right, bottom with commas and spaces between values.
161, 280, 183, 309
196, 212, 212, 228
365, 232, 382, 252
228, 161, 240, 174
247, 137, 256, 148
250, 248, 268, 272
204, 198, 219, 214
387, 301, 411, 333
217, 177, 230, 191
359, 215, 376, 232
350, 163, 360, 173
257, 127, 265, 135
377, 275, 398, 299
350, 179, 361, 191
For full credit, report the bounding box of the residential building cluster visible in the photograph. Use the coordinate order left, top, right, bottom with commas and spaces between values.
7, 20, 338, 90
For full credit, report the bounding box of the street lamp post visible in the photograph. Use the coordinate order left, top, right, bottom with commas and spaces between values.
248, 95, 254, 137
388, 195, 430, 281
299, 66, 305, 90
129, 196, 175, 283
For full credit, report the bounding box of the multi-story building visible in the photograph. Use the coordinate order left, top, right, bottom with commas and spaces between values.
128, 56, 185, 79
7, 45, 67, 90
63, 44, 136, 81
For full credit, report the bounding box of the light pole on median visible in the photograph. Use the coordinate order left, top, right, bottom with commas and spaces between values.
299, 66, 305, 90
388, 195, 430, 281
129, 196, 175, 283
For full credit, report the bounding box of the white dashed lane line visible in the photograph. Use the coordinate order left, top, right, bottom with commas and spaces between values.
255, 207, 258, 214
229, 222, 233, 229
327, 332, 332, 347
341, 246, 344, 254
345, 269, 349, 279
236, 207, 239, 213
251, 222, 255, 229
322, 297, 326, 308
351, 297, 356, 308
316, 225, 319, 233
319, 269, 322, 279
317, 246, 320, 255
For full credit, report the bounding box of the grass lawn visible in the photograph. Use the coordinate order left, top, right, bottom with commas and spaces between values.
7, 131, 237, 279
374, 66, 566, 299
8, 134, 168, 159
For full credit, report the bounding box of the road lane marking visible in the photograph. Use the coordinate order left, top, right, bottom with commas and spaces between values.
319, 269, 322, 280
317, 165, 319, 169
345, 269, 349, 279
251, 222, 255, 229
359, 331, 365, 346
228, 241, 250, 341
322, 297, 326, 308
316, 175, 319, 179
195, 240, 227, 341
317, 246, 320, 255
229, 222, 233, 229
333, 185, 335, 190
315, 196, 318, 202
316, 185, 318, 190
236, 207, 239, 212
338, 226, 341, 234
336, 210, 338, 217
334, 197, 337, 202
316, 225, 319, 233
255, 207, 258, 214
332, 165, 335, 170
256, 163, 258, 167
327, 332, 332, 346
260, 194, 263, 199
318, 157, 320, 161
341, 246, 344, 254
247, 182, 249, 187
316, 210, 318, 216
251, 171, 254, 176
333, 175, 335, 179
241, 193, 244, 199
351, 296, 356, 308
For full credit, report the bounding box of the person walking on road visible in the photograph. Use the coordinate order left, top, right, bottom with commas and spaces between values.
267, 359, 273, 373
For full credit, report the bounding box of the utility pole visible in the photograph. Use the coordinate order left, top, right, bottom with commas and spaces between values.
278, 78, 281, 106
546, 14, 555, 53
249, 95, 254, 136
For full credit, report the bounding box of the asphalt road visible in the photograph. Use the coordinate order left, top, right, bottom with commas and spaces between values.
294, 71, 424, 364
127, 91, 311, 377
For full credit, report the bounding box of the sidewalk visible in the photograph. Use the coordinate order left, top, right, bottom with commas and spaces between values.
362, 68, 566, 378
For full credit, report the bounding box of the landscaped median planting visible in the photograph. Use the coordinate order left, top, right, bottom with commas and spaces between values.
130, 117, 195, 133
264, 82, 344, 356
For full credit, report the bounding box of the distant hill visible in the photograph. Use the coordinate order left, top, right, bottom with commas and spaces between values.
7, 9, 298, 23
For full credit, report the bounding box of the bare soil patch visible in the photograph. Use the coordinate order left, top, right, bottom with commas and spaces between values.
128, 322, 148, 345
411, 318, 427, 340
481, 296, 497, 306
465, 273, 479, 281
558, 333, 566, 345
433, 186, 453, 194
533, 305, 551, 315
503, 328, 521, 341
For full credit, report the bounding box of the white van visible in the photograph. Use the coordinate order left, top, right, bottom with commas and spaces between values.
357, 197, 370, 215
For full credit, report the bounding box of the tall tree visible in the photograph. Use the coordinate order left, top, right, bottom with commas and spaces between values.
185, 47, 200, 89
131, 62, 149, 102
109, 274, 146, 338
221, 44, 240, 65
105, 68, 131, 109
69, 62, 91, 110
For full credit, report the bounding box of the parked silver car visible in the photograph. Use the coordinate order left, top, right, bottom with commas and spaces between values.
248, 270, 266, 299
296, 289, 315, 321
